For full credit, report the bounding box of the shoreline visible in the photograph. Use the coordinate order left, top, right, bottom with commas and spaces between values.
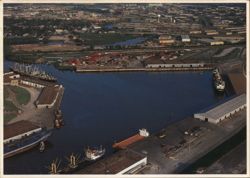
76, 66, 213, 73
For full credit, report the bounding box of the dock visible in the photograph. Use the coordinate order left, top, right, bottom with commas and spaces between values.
73, 108, 246, 174
75, 149, 147, 174
76, 66, 213, 73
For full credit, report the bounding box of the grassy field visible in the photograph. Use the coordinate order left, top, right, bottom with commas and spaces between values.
9, 86, 31, 105
4, 87, 9, 99
4, 113, 17, 123
4, 100, 18, 112
79, 33, 138, 46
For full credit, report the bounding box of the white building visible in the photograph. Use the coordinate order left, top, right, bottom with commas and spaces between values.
20, 79, 45, 88
194, 94, 246, 124
159, 35, 175, 45
146, 63, 204, 68
181, 35, 191, 42
35, 85, 62, 109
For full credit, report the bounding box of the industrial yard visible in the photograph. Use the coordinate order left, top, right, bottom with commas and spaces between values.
75, 94, 246, 174
3, 3, 247, 176
4, 70, 64, 128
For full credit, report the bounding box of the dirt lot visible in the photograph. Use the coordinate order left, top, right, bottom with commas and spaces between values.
11, 44, 86, 53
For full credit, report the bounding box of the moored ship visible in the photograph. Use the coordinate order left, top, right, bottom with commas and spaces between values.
84, 146, 105, 161
10, 63, 57, 82
112, 128, 150, 149
212, 68, 225, 92
4, 120, 52, 158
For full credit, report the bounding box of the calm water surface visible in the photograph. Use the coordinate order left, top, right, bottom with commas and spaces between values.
4, 60, 227, 174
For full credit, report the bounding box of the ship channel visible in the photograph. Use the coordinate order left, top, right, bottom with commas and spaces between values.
4, 60, 228, 174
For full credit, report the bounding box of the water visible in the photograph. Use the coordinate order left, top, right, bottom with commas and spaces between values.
47, 41, 64, 45
103, 24, 113, 30
110, 37, 148, 47
4, 60, 227, 174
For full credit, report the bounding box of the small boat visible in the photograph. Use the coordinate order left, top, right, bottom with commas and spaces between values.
39, 141, 45, 152
85, 145, 105, 161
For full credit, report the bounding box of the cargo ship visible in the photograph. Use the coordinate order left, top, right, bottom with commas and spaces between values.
85, 146, 105, 161
213, 68, 225, 92
4, 120, 52, 158
112, 128, 149, 149
10, 63, 57, 82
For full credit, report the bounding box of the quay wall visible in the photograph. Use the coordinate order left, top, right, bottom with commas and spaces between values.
76, 67, 213, 73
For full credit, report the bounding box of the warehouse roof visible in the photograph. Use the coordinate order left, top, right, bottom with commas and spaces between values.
195, 94, 246, 120
75, 149, 145, 174
4, 120, 40, 140
36, 86, 60, 105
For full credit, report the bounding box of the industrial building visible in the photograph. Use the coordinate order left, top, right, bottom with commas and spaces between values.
4, 72, 20, 86
35, 85, 62, 108
20, 77, 56, 88
159, 35, 175, 45
213, 36, 245, 44
20, 79, 45, 88
205, 30, 219, 35
4, 120, 41, 144
198, 38, 224, 46
181, 35, 191, 42
194, 94, 246, 124
76, 149, 147, 174
190, 30, 202, 34
146, 63, 204, 68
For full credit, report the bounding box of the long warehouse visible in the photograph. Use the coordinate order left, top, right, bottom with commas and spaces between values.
194, 94, 246, 124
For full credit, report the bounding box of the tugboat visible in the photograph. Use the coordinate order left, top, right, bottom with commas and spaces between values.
54, 109, 64, 129
10, 63, 57, 82
39, 141, 45, 152
84, 145, 105, 161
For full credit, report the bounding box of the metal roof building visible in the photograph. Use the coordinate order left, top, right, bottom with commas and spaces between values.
194, 94, 246, 124
181, 35, 191, 42
4, 120, 41, 144
75, 149, 147, 174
